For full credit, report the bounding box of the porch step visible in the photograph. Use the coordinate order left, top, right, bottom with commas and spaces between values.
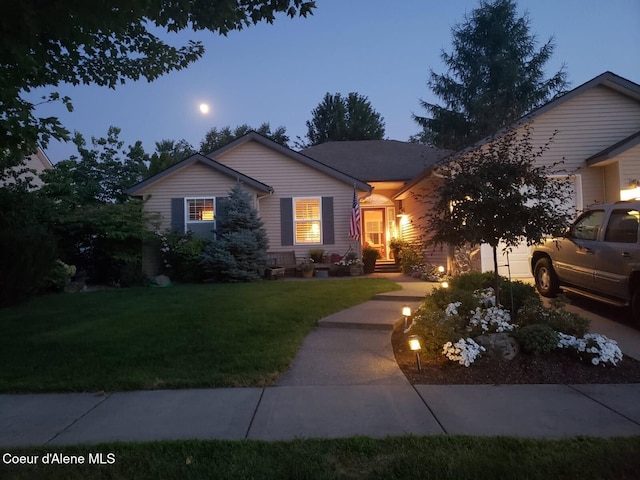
374, 260, 401, 273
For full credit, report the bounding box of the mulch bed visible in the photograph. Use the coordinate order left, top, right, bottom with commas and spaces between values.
392, 326, 640, 385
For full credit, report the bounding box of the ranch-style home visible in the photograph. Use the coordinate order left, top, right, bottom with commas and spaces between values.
128, 71, 639, 278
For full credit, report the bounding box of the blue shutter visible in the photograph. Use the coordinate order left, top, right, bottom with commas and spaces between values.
322, 197, 334, 245
215, 196, 229, 238
280, 198, 293, 246
171, 198, 185, 232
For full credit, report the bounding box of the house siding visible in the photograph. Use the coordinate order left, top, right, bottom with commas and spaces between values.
618, 144, 640, 191
398, 174, 449, 268
526, 86, 640, 206
604, 164, 621, 203
135, 162, 257, 232
212, 141, 361, 259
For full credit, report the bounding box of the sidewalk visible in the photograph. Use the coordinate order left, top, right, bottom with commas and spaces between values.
1, 276, 639, 447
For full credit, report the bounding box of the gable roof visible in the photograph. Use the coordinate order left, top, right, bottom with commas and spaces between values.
395, 71, 640, 197
585, 129, 640, 166
300, 140, 451, 182
207, 131, 372, 191
126, 153, 273, 195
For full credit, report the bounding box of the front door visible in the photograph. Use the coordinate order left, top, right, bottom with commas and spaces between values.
363, 208, 386, 259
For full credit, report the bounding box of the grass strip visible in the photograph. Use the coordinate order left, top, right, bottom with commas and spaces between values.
1, 436, 639, 480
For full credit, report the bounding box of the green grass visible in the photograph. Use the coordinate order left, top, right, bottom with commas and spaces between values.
0, 279, 399, 393
2, 436, 640, 479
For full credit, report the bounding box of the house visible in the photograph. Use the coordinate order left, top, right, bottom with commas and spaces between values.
2, 147, 53, 188
127, 132, 371, 275
130, 71, 639, 280
396, 71, 640, 278
300, 140, 450, 262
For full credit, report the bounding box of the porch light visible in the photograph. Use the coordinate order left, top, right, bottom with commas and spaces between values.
441, 281, 449, 289
437, 265, 445, 274
408, 335, 422, 372
402, 305, 412, 329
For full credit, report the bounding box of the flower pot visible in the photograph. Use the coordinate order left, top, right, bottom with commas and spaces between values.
302, 269, 314, 278
349, 266, 362, 276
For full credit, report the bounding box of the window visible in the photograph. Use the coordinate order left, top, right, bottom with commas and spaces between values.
186, 198, 215, 222
571, 210, 605, 241
293, 197, 321, 244
604, 209, 639, 243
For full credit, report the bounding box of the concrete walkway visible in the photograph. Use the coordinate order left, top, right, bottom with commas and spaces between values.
1, 276, 640, 447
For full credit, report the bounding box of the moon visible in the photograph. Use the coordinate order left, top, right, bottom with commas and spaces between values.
199, 103, 210, 114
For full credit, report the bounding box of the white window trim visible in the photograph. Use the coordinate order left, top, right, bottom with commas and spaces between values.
184, 197, 216, 233
293, 196, 323, 245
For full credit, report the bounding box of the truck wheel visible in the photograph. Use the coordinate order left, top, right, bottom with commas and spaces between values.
534, 258, 559, 297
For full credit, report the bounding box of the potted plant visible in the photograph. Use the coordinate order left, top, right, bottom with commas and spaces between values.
362, 245, 381, 274
389, 238, 408, 266
298, 258, 315, 278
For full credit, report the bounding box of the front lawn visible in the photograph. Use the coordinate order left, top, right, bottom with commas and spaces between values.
0, 279, 398, 393
2, 436, 640, 480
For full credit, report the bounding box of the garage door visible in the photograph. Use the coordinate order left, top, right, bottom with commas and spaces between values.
480, 175, 582, 279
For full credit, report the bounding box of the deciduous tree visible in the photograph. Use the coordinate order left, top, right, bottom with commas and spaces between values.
422, 126, 574, 303
303, 92, 385, 146
200, 123, 289, 153
1, 0, 315, 168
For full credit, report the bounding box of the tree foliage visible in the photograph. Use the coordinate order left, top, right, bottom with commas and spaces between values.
39, 127, 154, 284
200, 123, 289, 153
304, 92, 385, 146
413, 0, 568, 150
421, 125, 574, 302
198, 185, 269, 282
1, 0, 315, 169
148, 139, 195, 176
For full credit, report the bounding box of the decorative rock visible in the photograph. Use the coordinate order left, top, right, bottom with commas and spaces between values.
475, 333, 520, 361
152, 274, 171, 286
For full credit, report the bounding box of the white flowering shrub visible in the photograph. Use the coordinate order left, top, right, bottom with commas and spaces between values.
475, 287, 497, 307
558, 333, 623, 366
444, 301, 462, 317
442, 338, 486, 367
468, 305, 515, 333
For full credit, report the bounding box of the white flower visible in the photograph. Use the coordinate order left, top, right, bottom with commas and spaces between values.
469, 306, 514, 333
442, 338, 486, 367
445, 301, 462, 317
558, 332, 622, 366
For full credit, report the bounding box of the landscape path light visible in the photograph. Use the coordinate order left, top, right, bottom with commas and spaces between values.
438, 265, 445, 274
441, 281, 449, 289
402, 305, 411, 329
408, 335, 423, 372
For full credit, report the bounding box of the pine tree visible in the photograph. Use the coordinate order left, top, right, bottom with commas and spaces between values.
198, 185, 269, 281
413, 0, 568, 150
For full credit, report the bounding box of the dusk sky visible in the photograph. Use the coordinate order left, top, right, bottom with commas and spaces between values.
31, 0, 640, 163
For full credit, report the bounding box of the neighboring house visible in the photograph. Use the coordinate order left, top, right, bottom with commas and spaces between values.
2, 147, 53, 188
397, 71, 640, 277
127, 132, 371, 275
301, 140, 450, 261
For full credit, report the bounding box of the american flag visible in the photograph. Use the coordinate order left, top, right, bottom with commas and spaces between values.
349, 188, 361, 241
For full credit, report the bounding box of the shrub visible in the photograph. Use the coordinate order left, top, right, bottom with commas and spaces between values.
410, 308, 469, 360
158, 230, 208, 283
0, 224, 57, 307
399, 245, 423, 275
447, 271, 539, 316
518, 296, 590, 336
42, 260, 76, 291
517, 324, 559, 355
309, 248, 324, 263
